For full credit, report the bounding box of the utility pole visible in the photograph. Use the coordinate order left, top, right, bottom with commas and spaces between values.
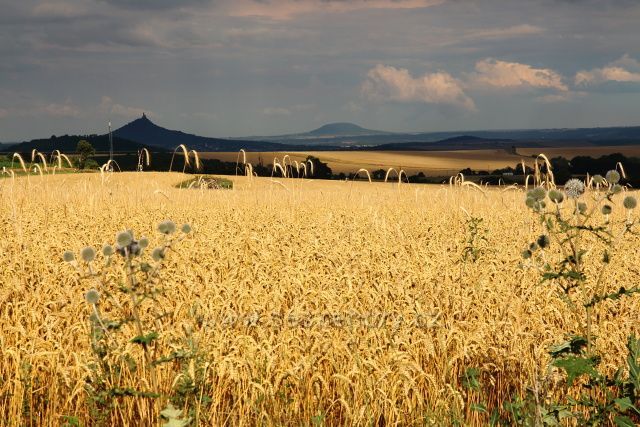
108, 121, 113, 163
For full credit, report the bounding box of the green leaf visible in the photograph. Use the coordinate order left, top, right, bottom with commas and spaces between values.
549, 336, 588, 358
160, 403, 192, 426
160, 404, 183, 419
556, 408, 573, 420
131, 331, 158, 345
627, 335, 640, 392
541, 413, 560, 426
552, 356, 598, 386
163, 418, 191, 427
614, 415, 635, 427
470, 403, 487, 413
461, 367, 481, 391
614, 397, 639, 414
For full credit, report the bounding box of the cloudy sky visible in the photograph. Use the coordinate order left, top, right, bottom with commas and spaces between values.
1, 0, 639, 141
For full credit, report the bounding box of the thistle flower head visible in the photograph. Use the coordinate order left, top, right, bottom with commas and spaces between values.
81, 246, 96, 262
606, 170, 621, 184
623, 195, 637, 210
63, 251, 75, 263
129, 243, 141, 256
577, 202, 587, 214
116, 231, 133, 247
152, 247, 165, 262
528, 187, 547, 201
525, 197, 536, 209
601, 204, 612, 215
85, 288, 100, 305
592, 175, 605, 185
564, 179, 585, 199
138, 237, 149, 249
537, 235, 550, 249
158, 220, 176, 235
181, 224, 192, 234
548, 189, 564, 204
521, 249, 532, 260
611, 184, 623, 195
102, 244, 114, 257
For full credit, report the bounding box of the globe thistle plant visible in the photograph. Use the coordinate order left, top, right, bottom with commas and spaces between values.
521, 171, 639, 357
62, 219, 193, 414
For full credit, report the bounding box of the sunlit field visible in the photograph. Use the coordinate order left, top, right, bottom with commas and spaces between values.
199, 150, 524, 176
1, 172, 639, 425
200, 145, 640, 176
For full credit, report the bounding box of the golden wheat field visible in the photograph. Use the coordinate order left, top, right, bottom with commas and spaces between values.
1, 171, 640, 426
200, 145, 640, 176
199, 150, 525, 176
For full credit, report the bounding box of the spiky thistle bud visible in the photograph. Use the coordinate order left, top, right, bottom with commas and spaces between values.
102, 245, 114, 257
158, 220, 176, 235
548, 189, 564, 204
81, 247, 96, 262
606, 170, 621, 184
577, 202, 587, 214
152, 247, 165, 262
138, 237, 149, 249
592, 175, 605, 185
63, 251, 75, 263
537, 235, 550, 249
116, 231, 133, 247
85, 289, 100, 305
601, 205, 612, 215
525, 197, 536, 209
181, 224, 192, 234
529, 187, 547, 201
623, 195, 637, 210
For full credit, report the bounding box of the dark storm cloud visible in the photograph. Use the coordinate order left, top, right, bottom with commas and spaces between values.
0, 0, 639, 140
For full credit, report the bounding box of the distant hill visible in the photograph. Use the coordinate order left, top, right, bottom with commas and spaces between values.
5, 117, 640, 154
306, 122, 390, 137
114, 114, 302, 152
241, 124, 640, 148
239, 122, 391, 146
5, 134, 157, 153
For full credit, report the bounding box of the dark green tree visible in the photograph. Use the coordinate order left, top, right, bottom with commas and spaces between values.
306, 156, 332, 179
550, 156, 572, 184
76, 140, 96, 170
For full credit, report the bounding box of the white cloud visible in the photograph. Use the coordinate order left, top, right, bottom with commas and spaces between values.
99, 96, 155, 119
469, 58, 568, 91
361, 64, 476, 111
575, 54, 640, 85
